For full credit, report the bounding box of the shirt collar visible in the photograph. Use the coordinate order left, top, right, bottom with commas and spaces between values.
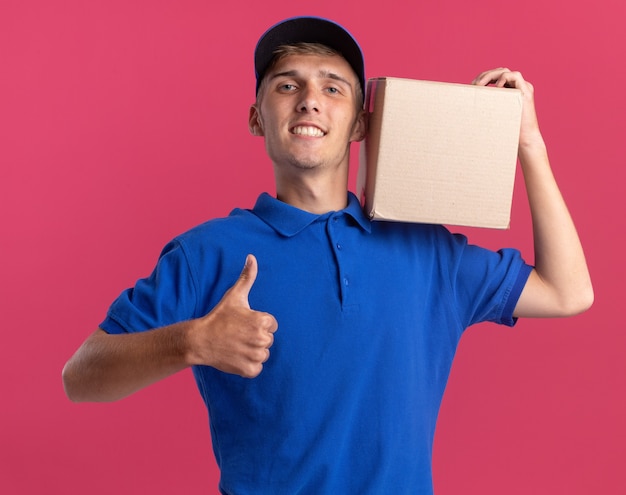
252, 192, 372, 237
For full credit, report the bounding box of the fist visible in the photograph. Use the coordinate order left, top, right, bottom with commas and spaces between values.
188, 254, 278, 378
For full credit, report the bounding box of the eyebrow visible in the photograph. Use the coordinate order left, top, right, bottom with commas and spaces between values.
269, 69, 353, 88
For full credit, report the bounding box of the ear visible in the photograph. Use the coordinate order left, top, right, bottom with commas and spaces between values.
248, 105, 264, 137
349, 109, 368, 143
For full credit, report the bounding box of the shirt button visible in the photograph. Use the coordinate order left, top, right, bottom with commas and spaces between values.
343, 278, 349, 286
336, 243, 342, 250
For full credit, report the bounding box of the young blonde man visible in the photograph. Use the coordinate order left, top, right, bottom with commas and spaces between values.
63, 16, 592, 494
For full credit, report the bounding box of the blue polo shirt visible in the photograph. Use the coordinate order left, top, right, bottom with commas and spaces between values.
101, 192, 532, 495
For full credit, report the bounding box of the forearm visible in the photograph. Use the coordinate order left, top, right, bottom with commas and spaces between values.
515, 135, 594, 316
63, 255, 277, 402
62, 323, 193, 403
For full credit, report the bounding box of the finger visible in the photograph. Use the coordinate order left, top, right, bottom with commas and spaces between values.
261, 313, 279, 334
493, 70, 520, 88
263, 325, 276, 346
472, 68, 510, 86
262, 348, 271, 364
229, 254, 258, 308
248, 317, 277, 346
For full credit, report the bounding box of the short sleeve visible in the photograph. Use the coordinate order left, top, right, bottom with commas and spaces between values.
100, 239, 198, 334
443, 232, 533, 328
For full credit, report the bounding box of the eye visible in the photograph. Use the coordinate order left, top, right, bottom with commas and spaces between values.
326, 86, 340, 95
279, 83, 297, 92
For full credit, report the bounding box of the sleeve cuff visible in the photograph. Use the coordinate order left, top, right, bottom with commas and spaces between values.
501, 263, 534, 327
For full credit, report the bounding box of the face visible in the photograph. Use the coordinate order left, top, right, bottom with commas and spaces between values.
249, 53, 366, 175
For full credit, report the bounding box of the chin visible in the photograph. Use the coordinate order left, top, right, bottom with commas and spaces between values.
284, 152, 326, 170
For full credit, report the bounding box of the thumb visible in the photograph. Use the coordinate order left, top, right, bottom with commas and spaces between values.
229, 254, 258, 308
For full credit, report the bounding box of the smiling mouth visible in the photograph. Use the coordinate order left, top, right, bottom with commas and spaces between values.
291, 125, 325, 137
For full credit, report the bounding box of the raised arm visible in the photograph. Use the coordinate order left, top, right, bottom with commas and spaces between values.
473, 68, 593, 318
62, 255, 278, 402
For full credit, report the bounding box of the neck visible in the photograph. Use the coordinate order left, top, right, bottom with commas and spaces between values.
274, 167, 349, 214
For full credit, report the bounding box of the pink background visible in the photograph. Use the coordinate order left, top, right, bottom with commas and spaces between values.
2, 1, 624, 493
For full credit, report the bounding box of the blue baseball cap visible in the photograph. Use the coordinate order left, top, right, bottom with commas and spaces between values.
254, 16, 365, 102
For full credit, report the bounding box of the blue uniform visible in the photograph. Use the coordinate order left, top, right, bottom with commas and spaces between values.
101, 192, 532, 494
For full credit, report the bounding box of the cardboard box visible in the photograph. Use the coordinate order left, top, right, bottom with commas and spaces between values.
357, 77, 522, 229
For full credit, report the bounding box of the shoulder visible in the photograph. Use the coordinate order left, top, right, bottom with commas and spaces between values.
370, 220, 468, 252
173, 206, 264, 246
159, 203, 274, 279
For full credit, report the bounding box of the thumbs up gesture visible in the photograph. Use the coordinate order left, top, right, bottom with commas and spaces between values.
187, 255, 278, 378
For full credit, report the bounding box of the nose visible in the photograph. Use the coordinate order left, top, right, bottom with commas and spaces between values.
297, 85, 319, 113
